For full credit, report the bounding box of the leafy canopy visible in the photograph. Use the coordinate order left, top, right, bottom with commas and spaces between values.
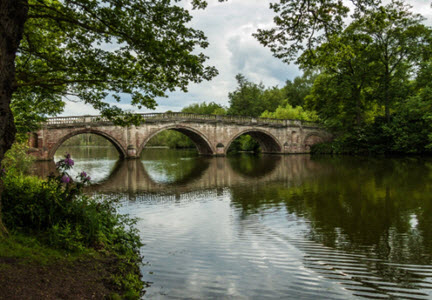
261, 104, 318, 122
254, 0, 380, 63
14, 0, 226, 129
181, 101, 226, 115
301, 1, 431, 130
227, 74, 285, 118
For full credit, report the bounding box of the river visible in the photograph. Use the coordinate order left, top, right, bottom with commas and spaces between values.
34, 146, 432, 299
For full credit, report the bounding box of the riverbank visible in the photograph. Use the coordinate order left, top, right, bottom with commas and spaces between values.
0, 148, 145, 299
0, 234, 144, 299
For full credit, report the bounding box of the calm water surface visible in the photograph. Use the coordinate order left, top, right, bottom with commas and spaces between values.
36, 147, 432, 299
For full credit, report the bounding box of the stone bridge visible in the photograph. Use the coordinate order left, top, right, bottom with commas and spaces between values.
29, 113, 331, 160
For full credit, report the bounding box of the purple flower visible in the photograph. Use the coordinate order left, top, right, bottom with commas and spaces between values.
64, 158, 74, 166
61, 175, 71, 183
80, 171, 87, 177
86, 176, 91, 181
65, 153, 71, 159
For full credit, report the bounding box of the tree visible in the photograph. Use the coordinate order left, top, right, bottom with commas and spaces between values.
254, 0, 378, 64
256, 0, 431, 127
355, 1, 431, 121
301, 21, 376, 129
181, 101, 226, 115
2, 0, 227, 157
282, 71, 317, 107
261, 104, 318, 121
11, 87, 65, 138
301, 1, 431, 131
227, 74, 285, 117
0, 0, 225, 235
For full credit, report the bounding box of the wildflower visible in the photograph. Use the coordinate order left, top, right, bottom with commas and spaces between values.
64, 158, 74, 166
61, 175, 71, 183
80, 171, 87, 178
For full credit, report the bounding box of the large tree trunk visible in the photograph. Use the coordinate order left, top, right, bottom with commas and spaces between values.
0, 0, 28, 236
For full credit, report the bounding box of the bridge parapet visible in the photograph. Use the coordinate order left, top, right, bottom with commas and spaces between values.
44, 113, 321, 129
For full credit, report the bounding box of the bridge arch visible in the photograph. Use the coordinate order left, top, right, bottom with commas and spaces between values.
138, 125, 216, 156
48, 129, 127, 159
225, 129, 283, 154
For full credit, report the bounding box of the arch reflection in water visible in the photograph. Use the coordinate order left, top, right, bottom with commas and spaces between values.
228, 154, 281, 178
87, 152, 311, 195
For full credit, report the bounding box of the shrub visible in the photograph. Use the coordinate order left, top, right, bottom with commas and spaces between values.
1, 154, 144, 297
2, 142, 34, 175
2, 154, 142, 256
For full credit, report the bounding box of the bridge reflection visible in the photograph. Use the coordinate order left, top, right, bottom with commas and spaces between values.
91, 155, 328, 195
33, 154, 327, 195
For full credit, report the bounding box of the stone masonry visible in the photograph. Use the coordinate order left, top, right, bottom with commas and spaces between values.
28, 113, 331, 160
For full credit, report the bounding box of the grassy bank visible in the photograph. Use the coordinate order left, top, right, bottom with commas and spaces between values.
0, 147, 145, 299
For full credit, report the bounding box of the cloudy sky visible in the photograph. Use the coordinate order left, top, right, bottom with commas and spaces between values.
62, 0, 432, 116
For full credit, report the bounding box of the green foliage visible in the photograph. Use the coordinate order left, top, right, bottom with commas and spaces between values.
228, 135, 260, 154
1, 155, 142, 254
11, 87, 65, 136
312, 111, 432, 155
227, 74, 285, 117
282, 71, 317, 107
1, 154, 144, 296
261, 104, 318, 121
2, 142, 35, 175
354, 0, 430, 120
254, 0, 372, 63
15, 0, 220, 125
0, 234, 79, 265
0, 232, 143, 298
61, 134, 112, 147
2, 173, 140, 255
146, 130, 195, 149
181, 102, 227, 115
252, 0, 432, 155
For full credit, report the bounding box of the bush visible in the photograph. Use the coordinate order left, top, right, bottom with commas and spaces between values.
2, 142, 34, 175
2, 154, 142, 256
311, 114, 432, 155
2, 154, 144, 297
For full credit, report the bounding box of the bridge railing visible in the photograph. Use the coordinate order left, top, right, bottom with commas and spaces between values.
45, 113, 319, 127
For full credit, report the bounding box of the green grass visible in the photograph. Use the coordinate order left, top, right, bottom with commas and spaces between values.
0, 233, 93, 265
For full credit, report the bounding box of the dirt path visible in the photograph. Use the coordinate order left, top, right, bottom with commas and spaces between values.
0, 256, 122, 300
